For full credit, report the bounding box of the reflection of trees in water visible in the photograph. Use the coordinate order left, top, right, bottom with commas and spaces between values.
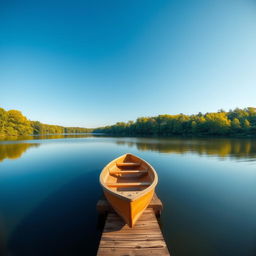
32, 134, 94, 140
2, 133, 94, 141
0, 143, 40, 162
0, 134, 94, 162
0, 134, 95, 162
115, 138, 256, 159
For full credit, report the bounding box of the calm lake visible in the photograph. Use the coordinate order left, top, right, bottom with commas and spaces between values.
0, 135, 256, 256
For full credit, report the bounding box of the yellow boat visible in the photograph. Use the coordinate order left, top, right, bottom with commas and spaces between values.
99, 153, 158, 227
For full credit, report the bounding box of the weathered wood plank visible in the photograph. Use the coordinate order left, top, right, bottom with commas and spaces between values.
99, 240, 166, 248
97, 208, 170, 256
101, 234, 164, 240
97, 248, 170, 256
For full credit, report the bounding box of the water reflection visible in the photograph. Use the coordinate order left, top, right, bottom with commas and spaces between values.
0, 134, 93, 162
1, 133, 94, 141
115, 137, 256, 160
0, 143, 40, 162
1, 135, 256, 162
0, 135, 255, 256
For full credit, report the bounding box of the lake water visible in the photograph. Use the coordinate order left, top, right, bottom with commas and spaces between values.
0, 135, 255, 256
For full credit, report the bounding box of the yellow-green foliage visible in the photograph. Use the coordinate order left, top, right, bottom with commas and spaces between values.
1, 106, 255, 138
94, 107, 256, 136
0, 108, 33, 137
31, 121, 64, 135
0, 107, 91, 138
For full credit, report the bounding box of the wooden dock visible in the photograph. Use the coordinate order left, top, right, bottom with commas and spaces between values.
96, 193, 170, 256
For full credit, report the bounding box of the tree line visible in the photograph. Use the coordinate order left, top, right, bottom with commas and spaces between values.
0, 107, 91, 138
1, 106, 256, 138
94, 107, 256, 136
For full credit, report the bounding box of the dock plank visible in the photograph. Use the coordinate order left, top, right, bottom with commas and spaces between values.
97, 248, 170, 256
97, 208, 170, 256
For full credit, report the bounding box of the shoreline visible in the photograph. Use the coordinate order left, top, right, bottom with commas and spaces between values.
1, 132, 256, 142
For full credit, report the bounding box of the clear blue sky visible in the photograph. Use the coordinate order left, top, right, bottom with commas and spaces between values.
0, 0, 256, 128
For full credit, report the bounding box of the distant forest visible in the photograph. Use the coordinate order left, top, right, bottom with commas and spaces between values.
94, 107, 256, 136
1, 107, 256, 138
0, 107, 91, 138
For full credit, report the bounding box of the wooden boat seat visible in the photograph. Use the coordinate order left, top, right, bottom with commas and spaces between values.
106, 182, 151, 188
118, 191, 141, 197
109, 170, 148, 175
116, 162, 140, 167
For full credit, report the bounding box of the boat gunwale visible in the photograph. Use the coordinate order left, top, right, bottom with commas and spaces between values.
99, 153, 158, 202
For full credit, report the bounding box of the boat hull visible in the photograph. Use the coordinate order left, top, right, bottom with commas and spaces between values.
100, 153, 158, 228
103, 187, 155, 227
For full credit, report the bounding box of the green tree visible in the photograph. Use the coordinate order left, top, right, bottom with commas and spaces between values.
243, 119, 250, 130
231, 118, 241, 132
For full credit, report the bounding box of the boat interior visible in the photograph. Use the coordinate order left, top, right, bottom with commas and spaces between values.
104, 154, 154, 198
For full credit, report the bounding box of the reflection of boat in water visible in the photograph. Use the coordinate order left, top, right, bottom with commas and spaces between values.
100, 153, 158, 227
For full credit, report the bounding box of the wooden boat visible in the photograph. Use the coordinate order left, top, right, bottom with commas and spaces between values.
100, 153, 158, 227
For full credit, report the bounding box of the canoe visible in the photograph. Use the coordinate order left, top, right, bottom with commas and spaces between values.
99, 153, 158, 227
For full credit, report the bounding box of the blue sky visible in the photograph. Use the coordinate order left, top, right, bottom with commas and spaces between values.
0, 0, 256, 127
